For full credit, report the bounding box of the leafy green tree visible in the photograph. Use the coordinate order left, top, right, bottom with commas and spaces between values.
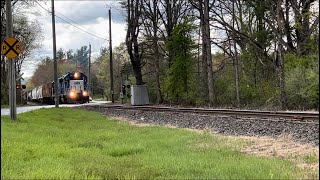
57, 48, 65, 61
74, 46, 89, 74
96, 54, 110, 100
164, 20, 197, 104
95, 44, 129, 100
29, 57, 76, 88
66, 49, 74, 60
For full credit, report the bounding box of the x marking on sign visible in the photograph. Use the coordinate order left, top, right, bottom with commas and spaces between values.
3, 39, 19, 56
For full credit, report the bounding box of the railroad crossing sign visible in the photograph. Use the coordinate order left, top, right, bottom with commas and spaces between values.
1, 37, 22, 58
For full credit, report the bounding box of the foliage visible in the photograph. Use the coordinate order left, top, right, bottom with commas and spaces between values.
214, 50, 278, 108
214, 65, 236, 107
95, 44, 131, 100
285, 54, 319, 109
1, 1, 43, 105
57, 48, 65, 60
74, 46, 89, 74
164, 20, 197, 104
96, 53, 110, 100
1, 86, 8, 105
28, 57, 76, 88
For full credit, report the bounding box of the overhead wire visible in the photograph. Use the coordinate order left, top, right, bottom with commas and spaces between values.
34, 1, 109, 41
55, 12, 109, 41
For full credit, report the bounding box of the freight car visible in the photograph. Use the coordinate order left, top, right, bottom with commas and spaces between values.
28, 72, 89, 104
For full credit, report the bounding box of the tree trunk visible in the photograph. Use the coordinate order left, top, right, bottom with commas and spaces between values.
153, 0, 162, 104
204, 0, 214, 105
291, 0, 313, 56
276, 0, 287, 110
132, 40, 144, 85
284, 0, 295, 52
232, 0, 240, 108
276, 42, 287, 110
165, 0, 173, 67
126, 0, 144, 86
199, 3, 209, 103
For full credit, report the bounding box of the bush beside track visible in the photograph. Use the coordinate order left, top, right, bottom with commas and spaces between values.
80, 106, 319, 145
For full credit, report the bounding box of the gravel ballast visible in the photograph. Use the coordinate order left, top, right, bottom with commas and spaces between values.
79, 106, 319, 145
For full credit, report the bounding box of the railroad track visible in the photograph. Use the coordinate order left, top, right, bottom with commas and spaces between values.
88, 104, 319, 123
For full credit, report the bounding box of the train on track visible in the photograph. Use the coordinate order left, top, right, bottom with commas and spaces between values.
26, 71, 90, 104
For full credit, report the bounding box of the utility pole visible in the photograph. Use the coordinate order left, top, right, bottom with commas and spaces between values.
88, 43, 91, 96
6, 0, 16, 120
51, 0, 58, 108
120, 71, 123, 104
109, 8, 114, 103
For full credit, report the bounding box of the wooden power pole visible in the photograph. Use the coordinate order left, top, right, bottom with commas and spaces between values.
6, 0, 16, 120
109, 8, 114, 103
51, 0, 59, 108
88, 43, 91, 96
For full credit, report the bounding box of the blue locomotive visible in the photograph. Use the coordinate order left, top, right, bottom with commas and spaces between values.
27, 72, 90, 104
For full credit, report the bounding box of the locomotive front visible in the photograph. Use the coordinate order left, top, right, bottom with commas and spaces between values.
66, 72, 89, 103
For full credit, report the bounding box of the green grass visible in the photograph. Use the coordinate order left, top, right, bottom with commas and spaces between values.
1, 108, 313, 179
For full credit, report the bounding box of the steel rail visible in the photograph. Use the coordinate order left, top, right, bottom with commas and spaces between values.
90, 104, 319, 122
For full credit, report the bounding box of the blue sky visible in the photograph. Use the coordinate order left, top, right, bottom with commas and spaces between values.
22, 0, 127, 79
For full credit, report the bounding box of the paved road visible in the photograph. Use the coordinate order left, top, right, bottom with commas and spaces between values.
1, 101, 110, 116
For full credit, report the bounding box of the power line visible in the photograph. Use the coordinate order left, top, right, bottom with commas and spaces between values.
34, 1, 108, 41
55, 10, 108, 38
55, 15, 108, 41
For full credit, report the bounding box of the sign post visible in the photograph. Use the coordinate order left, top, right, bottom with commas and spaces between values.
1, 38, 22, 120
2, 0, 17, 120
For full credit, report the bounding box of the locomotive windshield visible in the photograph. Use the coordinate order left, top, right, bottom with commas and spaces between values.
69, 80, 84, 93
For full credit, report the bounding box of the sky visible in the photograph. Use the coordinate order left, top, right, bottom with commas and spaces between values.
21, 0, 127, 79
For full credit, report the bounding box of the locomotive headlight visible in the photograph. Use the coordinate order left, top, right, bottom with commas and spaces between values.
74, 72, 79, 79
82, 91, 88, 96
69, 91, 76, 98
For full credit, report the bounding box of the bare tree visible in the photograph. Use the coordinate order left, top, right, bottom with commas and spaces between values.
141, 0, 162, 103
189, 0, 215, 105
275, 0, 288, 109
289, 0, 319, 55
126, 0, 144, 85
158, 0, 191, 67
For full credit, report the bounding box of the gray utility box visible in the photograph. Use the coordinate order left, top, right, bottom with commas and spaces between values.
131, 85, 150, 105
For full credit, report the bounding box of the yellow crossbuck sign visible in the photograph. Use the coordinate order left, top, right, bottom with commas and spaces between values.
1, 37, 22, 58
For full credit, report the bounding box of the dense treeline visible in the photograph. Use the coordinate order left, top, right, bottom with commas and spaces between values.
29, 0, 320, 110
120, 0, 319, 110
3, 0, 318, 110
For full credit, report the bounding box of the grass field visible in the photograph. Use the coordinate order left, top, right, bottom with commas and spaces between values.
1, 108, 316, 179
